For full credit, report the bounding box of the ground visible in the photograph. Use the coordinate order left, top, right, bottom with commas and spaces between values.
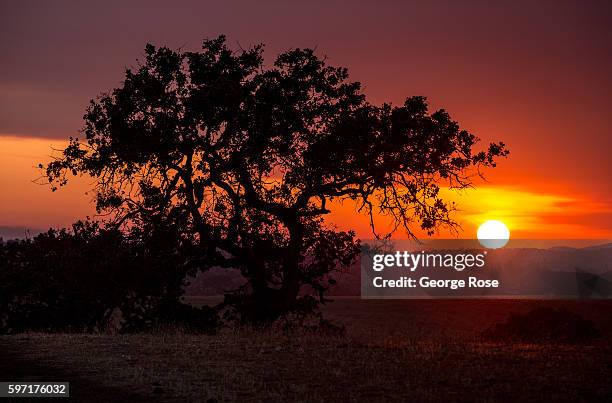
1, 299, 611, 402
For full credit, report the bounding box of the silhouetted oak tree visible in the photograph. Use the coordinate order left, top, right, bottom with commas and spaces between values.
44, 36, 507, 322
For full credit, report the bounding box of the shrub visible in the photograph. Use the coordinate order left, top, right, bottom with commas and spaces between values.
0, 220, 217, 334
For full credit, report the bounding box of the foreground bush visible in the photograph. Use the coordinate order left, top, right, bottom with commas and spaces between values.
0, 220, 216, 334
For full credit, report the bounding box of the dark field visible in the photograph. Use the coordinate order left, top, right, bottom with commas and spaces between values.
2, 299, 612, 402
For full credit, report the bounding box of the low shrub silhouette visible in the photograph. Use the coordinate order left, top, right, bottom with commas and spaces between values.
483, 307, 599, 343
0, 220, 217, 334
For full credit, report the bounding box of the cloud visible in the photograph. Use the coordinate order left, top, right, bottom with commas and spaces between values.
327, 186, 612, 239
447, 186, 612, 239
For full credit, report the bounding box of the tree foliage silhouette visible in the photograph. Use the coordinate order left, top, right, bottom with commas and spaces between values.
44, 36, 507, 322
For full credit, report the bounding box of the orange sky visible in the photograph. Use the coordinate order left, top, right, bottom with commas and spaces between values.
1, 1, 611, 239
1, 135, 610, 240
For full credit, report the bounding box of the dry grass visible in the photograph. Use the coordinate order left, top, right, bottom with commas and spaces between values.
2, 299, 612, 402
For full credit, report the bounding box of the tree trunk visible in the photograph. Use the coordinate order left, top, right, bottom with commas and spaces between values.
227, 217, 304, 324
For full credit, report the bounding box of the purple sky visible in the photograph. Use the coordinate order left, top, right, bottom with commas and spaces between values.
1, 0, 611, 237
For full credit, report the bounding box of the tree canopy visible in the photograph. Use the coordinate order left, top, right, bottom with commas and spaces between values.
44, 35, 507, 322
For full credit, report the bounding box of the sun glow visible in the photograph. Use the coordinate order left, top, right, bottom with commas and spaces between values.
477, 219, 510, 249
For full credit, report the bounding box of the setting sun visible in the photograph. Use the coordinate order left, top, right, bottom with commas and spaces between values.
477, 220, 510, 249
